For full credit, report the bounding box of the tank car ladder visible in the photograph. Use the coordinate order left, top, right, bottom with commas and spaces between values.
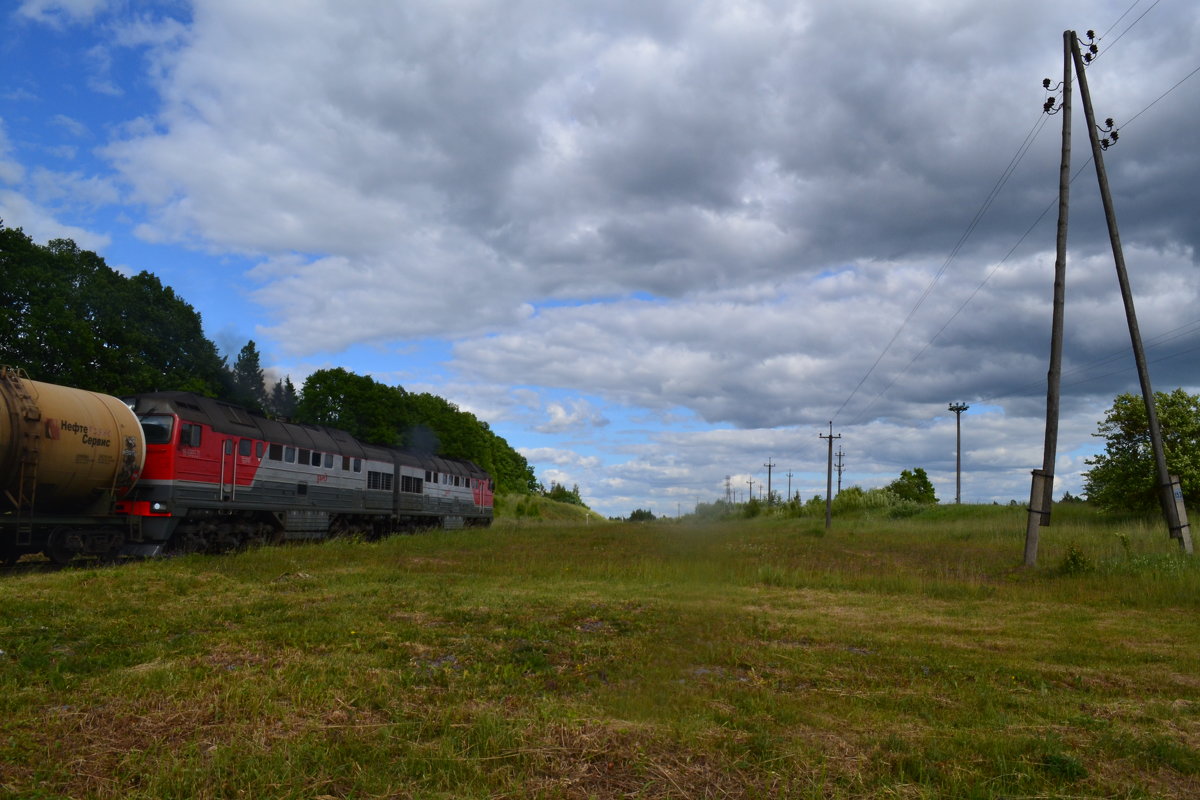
0, 367, 41, 546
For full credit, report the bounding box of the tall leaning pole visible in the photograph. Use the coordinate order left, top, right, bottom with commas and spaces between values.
1025, 31, 1073, 567
1070, 30, 1192, 554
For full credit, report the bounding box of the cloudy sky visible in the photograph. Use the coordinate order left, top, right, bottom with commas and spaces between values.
3, 0, 1197, 517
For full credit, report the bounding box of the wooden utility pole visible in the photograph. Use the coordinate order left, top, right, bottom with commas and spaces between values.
1070, 30, 1192, 553
1026, 31, 1074, 566
820, 422, 841, 529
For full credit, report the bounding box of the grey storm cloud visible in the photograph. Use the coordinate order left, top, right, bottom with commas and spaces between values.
10, 0, 1199, 515
104, 0, 1200, 338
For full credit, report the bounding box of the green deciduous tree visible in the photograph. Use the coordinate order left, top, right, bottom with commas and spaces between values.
296, 367, 537, 495
886, 467, 938, 504
296, 368, 408, 445
1083, 388, 1200, 513
0, 224, 227, 395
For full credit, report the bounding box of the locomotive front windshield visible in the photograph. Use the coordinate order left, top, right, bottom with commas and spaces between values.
140, 414, 175, 445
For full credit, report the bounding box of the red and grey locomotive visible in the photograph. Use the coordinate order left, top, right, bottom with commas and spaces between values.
0, 367, 493, 563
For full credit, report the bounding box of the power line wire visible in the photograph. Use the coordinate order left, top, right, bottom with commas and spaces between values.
831, 110, 1053, 422
835, 8, 1200, 426
976, 318, 1200, 403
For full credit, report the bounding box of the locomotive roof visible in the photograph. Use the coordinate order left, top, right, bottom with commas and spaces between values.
126, 392, 484, 477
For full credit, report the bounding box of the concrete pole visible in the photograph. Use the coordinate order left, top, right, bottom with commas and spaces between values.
949, 403, 969, 504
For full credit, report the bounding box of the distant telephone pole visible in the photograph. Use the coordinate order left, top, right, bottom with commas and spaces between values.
763, 458, 775, 505
747, 477, 754, 503
834, 449, 846, 494
949, 402, 968, 504
786, 470, 793, 503
819, 422, 841, 529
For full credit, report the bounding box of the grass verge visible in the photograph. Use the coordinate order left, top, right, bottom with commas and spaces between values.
2, 505, 1198, 798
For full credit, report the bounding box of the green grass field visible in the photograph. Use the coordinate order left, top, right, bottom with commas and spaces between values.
2, 504, 1198, 798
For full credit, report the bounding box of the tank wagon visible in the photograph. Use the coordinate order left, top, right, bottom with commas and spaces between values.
0, 367, 146, 563
1, 368, 494, 563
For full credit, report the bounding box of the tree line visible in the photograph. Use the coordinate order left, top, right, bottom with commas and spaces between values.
0, 223, 537, 494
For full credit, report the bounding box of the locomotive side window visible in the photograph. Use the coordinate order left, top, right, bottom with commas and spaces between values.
353, 458, 362, 473
269, 443, 283, 461
342, 456, 350, 471
177, 422, 202, 448
367, 471, 394, 491
257, 442, 265, 459
284, 446, 296, 463
312, 451, 323, 467
239, 439, 252, 457
299, 449, 311, 464
141, 415, 174, 445
324, 453, 334, 468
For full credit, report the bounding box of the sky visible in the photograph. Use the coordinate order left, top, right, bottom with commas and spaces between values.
2, 0, 1198, 518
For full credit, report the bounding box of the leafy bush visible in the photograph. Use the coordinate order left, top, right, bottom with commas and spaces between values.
1059, 544, 1091, 575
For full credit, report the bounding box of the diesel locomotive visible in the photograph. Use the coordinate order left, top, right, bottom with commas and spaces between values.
0, 367, 493, 564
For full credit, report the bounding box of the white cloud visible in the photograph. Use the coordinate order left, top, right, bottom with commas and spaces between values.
7, 0, 1200, 517
16, 0, 112, 26
0, 189, 110, 251
536, 399, 610, 434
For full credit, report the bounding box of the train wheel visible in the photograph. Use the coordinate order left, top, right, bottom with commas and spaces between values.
44, 528, 75, 566
169, 528, 208, 555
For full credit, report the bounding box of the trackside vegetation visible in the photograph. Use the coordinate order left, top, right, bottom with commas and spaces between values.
0, 223, 537, 495
2, 503, 1199, 799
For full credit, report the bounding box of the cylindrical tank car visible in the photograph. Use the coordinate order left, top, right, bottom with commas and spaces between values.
0, 367, 145, 562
